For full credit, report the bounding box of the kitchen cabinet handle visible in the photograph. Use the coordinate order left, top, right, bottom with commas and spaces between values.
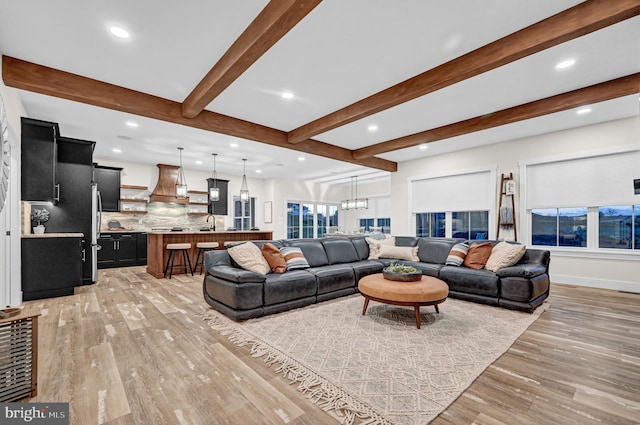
81, 249, 86, 262
54, 184, 60, 202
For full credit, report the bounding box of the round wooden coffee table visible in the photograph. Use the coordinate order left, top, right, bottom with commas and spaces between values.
358, 273, 449, 329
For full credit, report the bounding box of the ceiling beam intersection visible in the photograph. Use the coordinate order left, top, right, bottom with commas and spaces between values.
287, 0, 640, 144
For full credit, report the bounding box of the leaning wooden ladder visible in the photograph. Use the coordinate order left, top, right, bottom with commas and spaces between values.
496, 173, 517, 241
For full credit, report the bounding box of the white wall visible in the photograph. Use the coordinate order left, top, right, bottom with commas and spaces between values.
392, 117, 640, 292
1, 50, 28, 307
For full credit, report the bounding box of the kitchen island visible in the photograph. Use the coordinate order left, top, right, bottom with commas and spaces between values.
146, 230, 273, 278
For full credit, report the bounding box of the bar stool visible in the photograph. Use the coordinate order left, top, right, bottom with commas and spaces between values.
164, 243, 193, 279
194, 241, 219, 274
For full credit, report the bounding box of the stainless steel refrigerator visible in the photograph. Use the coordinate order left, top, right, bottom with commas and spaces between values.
91, 183, 102, 282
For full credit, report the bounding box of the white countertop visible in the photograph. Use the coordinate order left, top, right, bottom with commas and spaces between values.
22, 233, 84, 238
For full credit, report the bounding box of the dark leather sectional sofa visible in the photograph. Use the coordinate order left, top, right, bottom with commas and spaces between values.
202, 236, 550, 321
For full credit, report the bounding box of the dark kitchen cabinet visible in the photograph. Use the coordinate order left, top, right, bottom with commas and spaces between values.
21, 237, 83, 300
21, 118, 60, 204
207, 178, 229, 215
98, 232, 146, 268
94, 165, 122, 212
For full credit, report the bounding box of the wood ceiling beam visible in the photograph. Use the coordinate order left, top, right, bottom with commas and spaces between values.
182, 0, 322, 119
288, 0, 640, 144
3, 56, 396, 172
353, 73, 640, 159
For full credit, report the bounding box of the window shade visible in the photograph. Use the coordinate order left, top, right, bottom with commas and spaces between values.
526, 150, 640, 209
411, 170, 493, 213
357, 196, 390, 219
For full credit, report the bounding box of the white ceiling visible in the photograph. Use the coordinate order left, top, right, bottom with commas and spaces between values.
0, 0, 638, 183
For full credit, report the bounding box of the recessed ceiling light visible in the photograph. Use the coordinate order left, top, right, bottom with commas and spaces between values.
298, 156, 305, 161
367, 124, 378, 132
419, 144, 428, 150
576, 107, 592, 115
125, 121, 138, 128
230, 143, 238, 148
109, 26, 130, 39
555, 59, 576, 70
256, 169, 262, 174
281, 91, 294, 100
195, 160, 203, 165
112, 148, 122, 153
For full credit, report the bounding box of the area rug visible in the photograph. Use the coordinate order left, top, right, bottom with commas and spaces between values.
199, 296, 548, 425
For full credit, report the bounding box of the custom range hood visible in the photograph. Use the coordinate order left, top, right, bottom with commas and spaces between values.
149, 164, 190, 204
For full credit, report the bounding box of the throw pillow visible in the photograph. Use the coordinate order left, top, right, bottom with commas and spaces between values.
485, 241, 527, 272
365, 235, 395, 259
280, 246, 310, 270
378, 244, 419, 262
261, 243, 286, 274
463, 242, 493, 270
227, 242, 270, 275
445, 242, 469, 266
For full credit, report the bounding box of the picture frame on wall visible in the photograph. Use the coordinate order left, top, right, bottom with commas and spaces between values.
263, 201, 272, 223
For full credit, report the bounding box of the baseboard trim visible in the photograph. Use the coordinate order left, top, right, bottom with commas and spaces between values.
551, 274, 640, 293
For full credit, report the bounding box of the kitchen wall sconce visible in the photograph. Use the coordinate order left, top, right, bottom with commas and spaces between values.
209, 153, 219, 202
176, 147, 188, 199
240, 158, 249, 203
341, 175, 368, 210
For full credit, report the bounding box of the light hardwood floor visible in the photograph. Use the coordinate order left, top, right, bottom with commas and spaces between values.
20, 267, 640, 424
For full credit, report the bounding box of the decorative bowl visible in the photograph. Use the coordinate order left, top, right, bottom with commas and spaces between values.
382, 269, 422, 282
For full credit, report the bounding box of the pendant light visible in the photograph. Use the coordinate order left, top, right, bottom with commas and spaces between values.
209, 153, 219, 202
176, 147, 188, 199
341, 175, 368, 210
240, 158, 249, 203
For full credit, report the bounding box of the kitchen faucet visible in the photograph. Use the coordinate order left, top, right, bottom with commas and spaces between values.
206, 214, 216, 231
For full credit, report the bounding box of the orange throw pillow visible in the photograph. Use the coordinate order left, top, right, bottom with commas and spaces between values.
463, 242, 493, 270
261, 243, 286, 273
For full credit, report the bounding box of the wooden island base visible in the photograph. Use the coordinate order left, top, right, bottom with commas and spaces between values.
147, 231, 272, 278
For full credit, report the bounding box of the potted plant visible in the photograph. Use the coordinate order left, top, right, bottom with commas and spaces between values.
31, 207, 50, 234
382, 263, 422, 282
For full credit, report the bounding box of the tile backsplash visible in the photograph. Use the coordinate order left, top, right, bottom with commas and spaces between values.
102, 202, 224, 231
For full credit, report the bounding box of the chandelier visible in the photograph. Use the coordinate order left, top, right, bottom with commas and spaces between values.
341, 176, 368, 210
175, 147, 188, 199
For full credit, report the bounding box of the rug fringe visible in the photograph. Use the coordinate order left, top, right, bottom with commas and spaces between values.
197, 312, 393, 425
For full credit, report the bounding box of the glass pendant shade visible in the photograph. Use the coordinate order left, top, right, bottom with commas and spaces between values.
176, 147, 188, 199
240, 158, 249, 203
209, 153, 219, 202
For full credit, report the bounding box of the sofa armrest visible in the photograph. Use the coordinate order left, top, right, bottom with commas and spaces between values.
496, 264, 546, 278
208, 265, 267, 283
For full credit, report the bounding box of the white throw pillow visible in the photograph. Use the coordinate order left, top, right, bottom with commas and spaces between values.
227, 242, 270, 275
378, 244, 419, 262
365, 235, 395, 259
485, 241, 526, 272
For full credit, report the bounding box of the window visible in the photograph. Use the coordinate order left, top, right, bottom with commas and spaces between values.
233, 196, 256, 231
416, 212, 445, 237
377, 218, 391, 234
452, 211, 489, 239
359, 218, 374, 232
598, 205, 640, 250
531, 208, 587, 247
287, 201, 339, 239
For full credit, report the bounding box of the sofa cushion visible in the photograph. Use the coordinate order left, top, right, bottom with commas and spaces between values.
350, 260, 384, 282
284, 239, 329, 267
366, 235, 395, 259
261, 243, 286, 273
417, 238, 462, 264
227, 242, 270, 275
351, 237, 370, 261
439, 266, 499, 297
445, 242, 469, 266
463, 242, 493, 270
280, 246, 310, 270
378, 244, 419, 261
263, 271, 317, 305
322, 237, 360, 264
307, 264, 355, 294
485, 242, 526, 272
